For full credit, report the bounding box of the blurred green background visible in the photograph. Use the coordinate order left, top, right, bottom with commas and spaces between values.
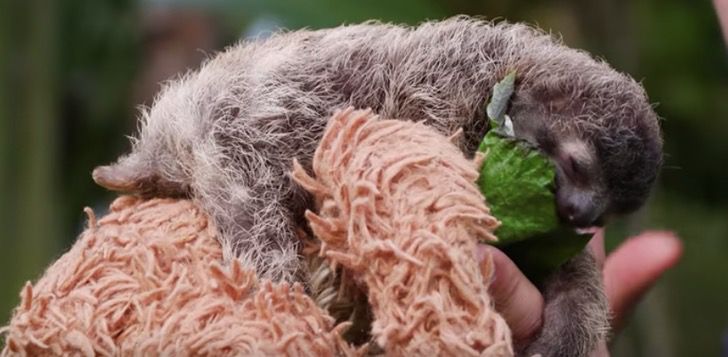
1, 0, 726, 355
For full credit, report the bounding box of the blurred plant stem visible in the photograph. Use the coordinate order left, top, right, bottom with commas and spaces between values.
0, 0, 61, 326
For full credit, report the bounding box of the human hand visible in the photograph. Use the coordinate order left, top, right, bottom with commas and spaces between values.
478, 230, 682, 349
714, 0, 728, 41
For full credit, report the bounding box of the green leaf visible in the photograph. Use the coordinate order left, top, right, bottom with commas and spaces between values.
486, 70, 516, 137
477, 72, 590, 284
477, 133, 558, 244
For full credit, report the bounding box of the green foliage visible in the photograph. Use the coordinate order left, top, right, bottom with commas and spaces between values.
485, 71, 516, 135
478, 128, 558, 244
479, 72, 558, 243
477, 73, 589, 283
0, 0, 140, 332
478, 129, 591, 283
225, 0, 446, 28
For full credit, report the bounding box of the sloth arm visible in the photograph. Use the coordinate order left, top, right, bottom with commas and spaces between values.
480, 230, 682, 355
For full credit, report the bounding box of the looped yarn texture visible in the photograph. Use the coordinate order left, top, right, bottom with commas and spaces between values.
3, 108, 513, 356
2, 197, 353, 356
292, 108, 512, 356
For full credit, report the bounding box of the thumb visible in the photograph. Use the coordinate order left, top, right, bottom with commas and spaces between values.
479, 244, 544, 343
603, 231, 682, 331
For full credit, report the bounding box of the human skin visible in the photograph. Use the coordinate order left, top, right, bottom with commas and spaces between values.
714, 0, 728, 41
479, 230, 683, 354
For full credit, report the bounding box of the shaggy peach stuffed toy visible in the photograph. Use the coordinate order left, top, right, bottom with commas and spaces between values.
2, 109, 512, 356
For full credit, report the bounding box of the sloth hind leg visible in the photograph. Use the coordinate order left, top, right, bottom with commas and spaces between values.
196, 173, 311, 283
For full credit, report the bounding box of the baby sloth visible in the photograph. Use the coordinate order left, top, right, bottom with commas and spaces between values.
93, 17, 662, 357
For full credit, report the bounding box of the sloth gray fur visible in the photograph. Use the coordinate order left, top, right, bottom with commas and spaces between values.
94, 16, 663, 356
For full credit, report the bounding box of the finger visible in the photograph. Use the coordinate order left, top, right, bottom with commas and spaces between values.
714, 0, 728, 41
603, 231, 682, 331
478, 244, 544, 343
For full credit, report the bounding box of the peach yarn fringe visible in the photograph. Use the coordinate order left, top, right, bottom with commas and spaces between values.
2, 108, 513, 356
1, 197, 354, 356
292, 108, 513, 356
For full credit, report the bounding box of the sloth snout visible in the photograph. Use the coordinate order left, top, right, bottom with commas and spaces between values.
556, 190, 604, 228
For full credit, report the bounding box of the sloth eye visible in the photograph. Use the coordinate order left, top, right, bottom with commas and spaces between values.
563, 155, 590, 184
557, 153, 585, 182
569, 156, 583, 177
555, 140, 593, 185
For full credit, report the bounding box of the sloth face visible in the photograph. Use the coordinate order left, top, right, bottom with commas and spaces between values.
509, 92, 663, 228
551, 139, 609, 227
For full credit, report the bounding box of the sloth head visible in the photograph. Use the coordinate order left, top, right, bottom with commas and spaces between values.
507, 70, 663, 228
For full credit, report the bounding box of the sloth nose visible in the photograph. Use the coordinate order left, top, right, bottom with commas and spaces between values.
556, 192, 603, 228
